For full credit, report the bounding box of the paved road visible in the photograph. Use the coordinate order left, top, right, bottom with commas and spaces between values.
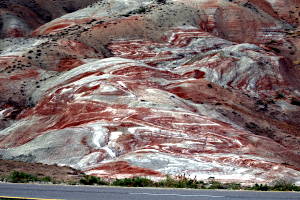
0, 183, 299, 200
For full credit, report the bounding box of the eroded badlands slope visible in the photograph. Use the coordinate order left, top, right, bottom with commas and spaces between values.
0, 0, 99, 38
0, 0, 300, 185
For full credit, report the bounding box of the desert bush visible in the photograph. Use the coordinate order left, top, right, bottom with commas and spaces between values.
271, 178, 300, 191
250, 178, 300, 191
224, 183, 241, 190
10, 171, 39, 183
0, 175, 8, 182
245, 122, 274, 137
267, 40, 277, 44
269, 46, 281, 53
113, 177, 153, 187
157, 174, 176, 187
43, 176, 51, 182
51, 180, 62, 184
276, 92, 285, 99
172, 178, 198, 189
79, 175, 108, 185
137, 7, 146, 14
208, 181, 226, 189
6, 170, 299, 191
157, 174, 204, 189
251, 183, 270, 191
291, 98, 300, 106
207, 177, 234, 189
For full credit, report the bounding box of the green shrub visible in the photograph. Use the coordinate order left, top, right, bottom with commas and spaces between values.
291, 98, 300, 106
52, 180, 62, 184
276, 92, 285, 99
272, 178, 300, 191
269, 46, 281, 53
173, 178, 198, 189
250, 179, 300, 191
225, 183, 241, 190
267, 40, 277, 44
43, 176, 51, 182
7, 170, 300, 192
208, 181, 226, 189
157, 174, 203, 189
157, 174, 176, 187
207, 177, 236, 189
79, 175, 108, 185
251, 183, 270, 191
67, 180, 78, 185
113, 177, 153, 187
10, 171, 39, 183
137, 7, 146, 14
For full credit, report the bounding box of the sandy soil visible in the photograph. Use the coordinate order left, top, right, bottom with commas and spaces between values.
0, 159, 84, 182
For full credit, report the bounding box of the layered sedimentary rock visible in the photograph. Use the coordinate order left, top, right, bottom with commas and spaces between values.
0, 0, 300, 185
0, 0, 99, 38
1, 57, 299, 183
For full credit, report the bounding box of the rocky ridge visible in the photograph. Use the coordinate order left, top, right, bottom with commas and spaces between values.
0, 0, 300, 185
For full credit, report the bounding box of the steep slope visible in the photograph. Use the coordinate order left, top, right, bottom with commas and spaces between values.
0, 0, 99, 38
0, 0, 299, 185
1, 57, 299, 183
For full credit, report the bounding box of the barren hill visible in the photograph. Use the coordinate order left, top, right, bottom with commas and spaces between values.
0, 0, 300, 185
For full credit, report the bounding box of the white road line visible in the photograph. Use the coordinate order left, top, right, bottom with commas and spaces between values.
130, 193, 225, 198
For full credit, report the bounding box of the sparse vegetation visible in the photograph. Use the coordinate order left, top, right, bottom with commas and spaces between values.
1, 171, 58, 184
250, 183, 270, 191
250, 178, 300, 191
267, 40, 277, 44
285, 31, 294, 35
291, 97, 300, 106
1, 171, 299, 191
10, 171, 39, 183
271, 178, 300, 191
1, 1, 300, 196
269, 46, 281, 53
79, 175, 108, 185
155, 174, 205, 189
43, 176, 51, 182
255, 99, 268, 111
276, 92, 285, 99
137, 6, 146, 14
245, 122, 274, 137
113, 177, 153, 187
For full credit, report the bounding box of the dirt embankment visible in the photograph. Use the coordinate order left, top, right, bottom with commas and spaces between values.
0, 159, 84, 182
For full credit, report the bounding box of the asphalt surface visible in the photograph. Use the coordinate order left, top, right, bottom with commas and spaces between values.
0, 183, 299, 200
